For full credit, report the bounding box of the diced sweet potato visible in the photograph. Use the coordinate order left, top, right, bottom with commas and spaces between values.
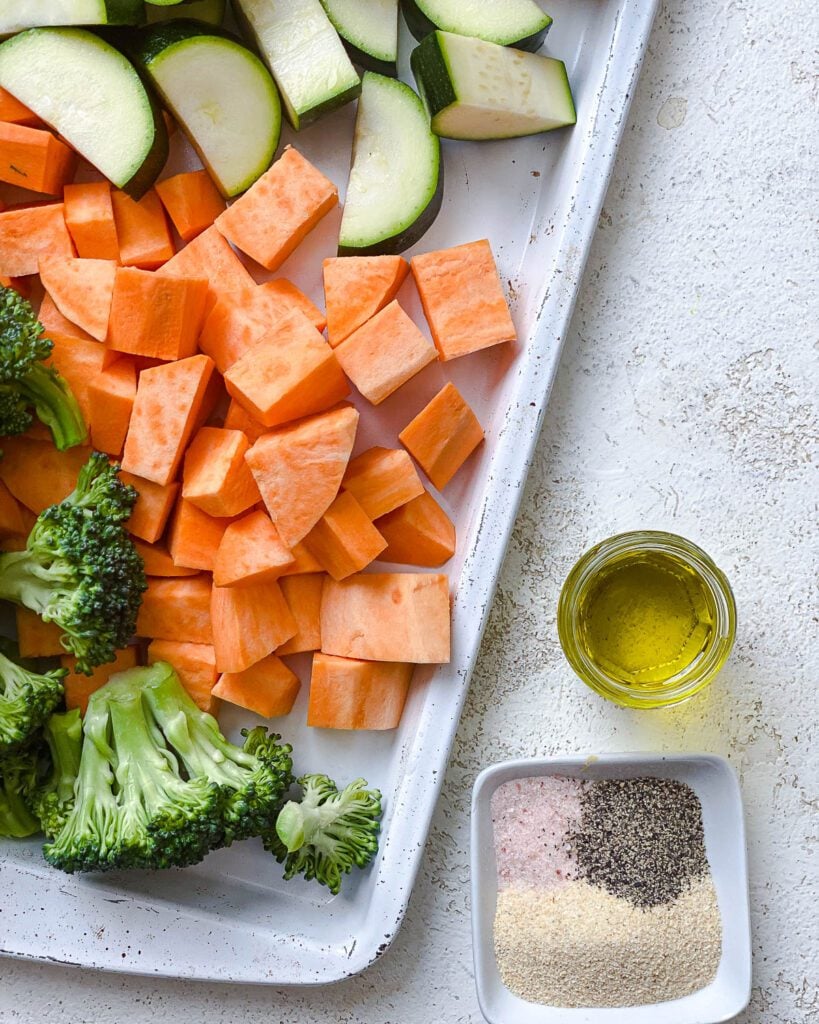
334, 300, 436, 404
0, 479, 28, 538
399, 382, 483, 490
111, 188, 174, 269
39, 255, 116, 342
87, 358, 136, 456
121, 472, 179, 544
342, 446, 424, 520
410, 239, 516, 360
0, 438, 90, 512
323, 254, 409, 348
156, 225, 254, 312
223, 399, 267, 443
212, 656, 300, 718
132, 539, 199, 577
62, 647, 139, 715
107, 267, 208, 361
0, 203, 74, 277
16, 607, 64, 658
63, 181, 120, 261
182, 427, 260, 518
277, 573, 324, 655
0, 87, 40, 126
321, 573, 450, 663
215, 146, 338, 271
44, 331, 106, 426
0, 122, 76, 194
307, 654, 412, 730
213, 510, 294, 588
302, 491, 386, 581
147, 640, 218, 713
155, 169, 226, 242
137, 575, 213, 645
168, 498, 238, 572
279, 540, 324, 577
211, 581, 297, 673
225, 309, 348, 428
376, 491, 456, 567
245, 404, 359, 549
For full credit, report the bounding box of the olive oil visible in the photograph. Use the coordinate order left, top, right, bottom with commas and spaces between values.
576, 551, 716, 687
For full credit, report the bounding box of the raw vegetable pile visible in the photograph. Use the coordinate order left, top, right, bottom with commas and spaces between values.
0, 0, 576, 888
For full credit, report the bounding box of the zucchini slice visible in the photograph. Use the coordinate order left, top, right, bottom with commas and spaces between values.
0, 28, 167, 198
411, 32, 576, 141
0, 0, 144, 33
320, 0, 398, 77
339, 72, 442, 256
232, 0, 360, 129
136, 22, 281, 197
145, 0, 225, 24
401, 0, 551, 53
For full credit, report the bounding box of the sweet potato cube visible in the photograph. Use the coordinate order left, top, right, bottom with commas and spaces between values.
39, 256, 116, 342
111, 188, 174, 269
342, 446, 424, 520
321, 573, 450, 663
334, 300, 437, 404
63, 647, 139, 715
156, 225, 254, 312
107, 267, 209, 361
44, 332, 106, 426
0, 438, 90, 512
323, 254, 409, 348
38, 291, 93, 341
308, 653, 412, 730
0, 122, 76, 194
155, 169, 226, 242
63, 181, 120, 261
0, 479, 27, 538
147, 640, 219, 713
122, 354, 216, 485
182, 427, 260, 518
16, 607, 64, 658
168, 498, 239, 572
215, 147, 338, 271
277, 573, 324, 655
399, 382, 484, 490
213, 510, 294, 588
302, 491, 386, 581
411, 239, 516, 360
0, 87, 40, 126
87, 358, 136, 456
137, 576, 213, 645
279, 540, 324, 577
121, 472, 179, 544
212, 655, 300, 718
245, 404, 359, 549
0, 203, 73, 277
376, 491, 456, 567
211, 581, 297, 673
132, 539, 199, 577
225, 309, 348, 428
223, 399, 267, 443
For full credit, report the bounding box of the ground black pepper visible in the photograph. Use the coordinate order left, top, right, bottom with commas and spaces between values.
567, 777, 708, 908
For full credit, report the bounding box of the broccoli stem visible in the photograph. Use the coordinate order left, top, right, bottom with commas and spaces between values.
0, 777, 40, 837
19, 361, 87, 451
0, 549, 74, 618
44, 710, 83, 808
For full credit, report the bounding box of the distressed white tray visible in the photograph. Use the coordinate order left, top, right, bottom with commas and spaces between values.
0, 0, 659, 984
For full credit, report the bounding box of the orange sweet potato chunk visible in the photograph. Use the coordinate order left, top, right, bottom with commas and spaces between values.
399, 382, 484, 491
279, 540, 324, 577
277, 573, 324, 655
410, 239, 516, 360
245, 404, 359, 549
87, 358, 136, 456
39, 256, 116, 342
16, 607, 64, 658
212, 655, 300, 719
211, 581, 297, 673
0, 438, 90, 512
168, 498, 239, 572
342, 446, 424, 521
147, 640, 219, 713
225, 309, 348, 428
376, 491, 456, 567
63, 182, 120, 261
132, 539, 199, 577
111, 188, 174, 269
155, 169, 226, 242
182, 427, 260, 518
223, 399, 267, 443
121, 472, 179, 544
307, 654, 413, 730
107, 267, 208, 361
0, 87, 41, 126
0, 122, 76, 194
323, 255, 409, 348
0, 203, 74, 277
156, 225, 254, 312
213, 510, 294, 588
302, 491, 386, 581
215, 147, 338, 271
321, 573, 450, 664
63, 647, 139, 715
137, 576, 213, 645
0, 479, 28, 538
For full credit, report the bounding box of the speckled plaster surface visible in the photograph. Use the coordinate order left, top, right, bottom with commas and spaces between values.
1, 0, 816, 1020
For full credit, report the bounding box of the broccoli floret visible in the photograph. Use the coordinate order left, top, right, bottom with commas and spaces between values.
44, 663, 293, 873
0, 284, 87, 451
143, 662, 294, 844
0, 452, 146, 674
0, 646, 65, 753
29, 708, 82, 839
0, 742, 42, 838
266, 775, 382, 895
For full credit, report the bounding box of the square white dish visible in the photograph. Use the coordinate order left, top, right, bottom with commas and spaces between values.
0, 1, 660, 984
471, 753, 752, 1024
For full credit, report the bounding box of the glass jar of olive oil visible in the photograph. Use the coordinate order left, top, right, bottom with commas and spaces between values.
558, 531, 736, 708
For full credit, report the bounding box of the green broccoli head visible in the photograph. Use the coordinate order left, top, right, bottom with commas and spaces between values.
29, 708, 82, 839
0, 741, 43, 838
143, 664, 294, 844
0, 285, 87, 451
0, 452, 146, 675
266, 775, 382, 895
0, 646, 66, 753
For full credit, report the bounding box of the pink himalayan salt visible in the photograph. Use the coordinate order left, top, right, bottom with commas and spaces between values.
491, 776, 584, 891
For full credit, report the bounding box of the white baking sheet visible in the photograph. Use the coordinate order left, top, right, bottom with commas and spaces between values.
0, 0, 659, 984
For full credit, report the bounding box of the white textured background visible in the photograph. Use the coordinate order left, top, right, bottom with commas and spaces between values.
2, 0, 817, 1020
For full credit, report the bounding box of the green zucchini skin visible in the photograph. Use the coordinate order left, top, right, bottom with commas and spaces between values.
338, 39, 396, 78
132, 16, 235, 62
338, 161, 443, 256
400, 0, 551, 53
0, 0, 145, 33
410, 31, 455, 120
117, 72, 169, 199
145, 0, 225, 24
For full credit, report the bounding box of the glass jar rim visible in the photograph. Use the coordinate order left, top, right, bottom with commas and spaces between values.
557, 530, 737, 708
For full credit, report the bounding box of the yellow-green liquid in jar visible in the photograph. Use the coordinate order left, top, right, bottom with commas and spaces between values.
576, 550, 717, 688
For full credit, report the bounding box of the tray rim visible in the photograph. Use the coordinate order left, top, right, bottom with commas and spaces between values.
0, 0, 661, 986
